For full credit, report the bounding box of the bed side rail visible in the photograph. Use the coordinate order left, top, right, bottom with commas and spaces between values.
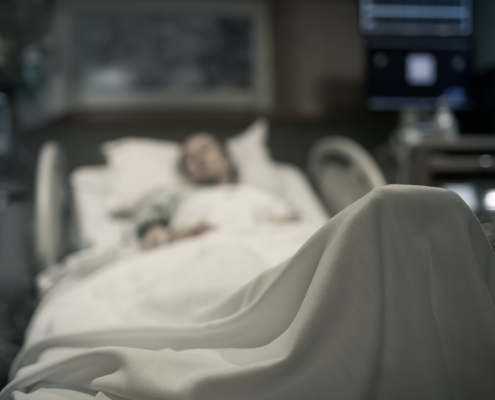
307, 136, 387, 215
34, 141, 71, 271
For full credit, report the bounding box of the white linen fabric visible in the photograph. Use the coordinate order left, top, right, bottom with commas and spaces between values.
226, 118, 281, 194
101, 137, 182, 214
101, 118, 281, 214
3, 185, 495, 399
27, 221, 320, 343
70, 167, 133, 249
169, 185, 294, 232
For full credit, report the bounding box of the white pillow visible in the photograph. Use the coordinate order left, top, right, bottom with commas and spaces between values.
227, 118, 281, 194
71, 166, 130, 247
101, 118, 281, 214
101, 137, 182, 214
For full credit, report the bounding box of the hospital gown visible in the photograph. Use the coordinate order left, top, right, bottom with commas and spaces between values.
133, 184, 296, 236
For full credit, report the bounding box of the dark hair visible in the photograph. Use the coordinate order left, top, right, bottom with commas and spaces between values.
177, 134, 239, 183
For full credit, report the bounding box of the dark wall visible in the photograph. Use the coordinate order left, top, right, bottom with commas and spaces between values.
20, 114, 396, 174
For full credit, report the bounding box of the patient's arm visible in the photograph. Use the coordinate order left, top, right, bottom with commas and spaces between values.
141, 223, 169, 250
141, 222, 214, 249
169, 222, 214, 243
135, 188, 191, 248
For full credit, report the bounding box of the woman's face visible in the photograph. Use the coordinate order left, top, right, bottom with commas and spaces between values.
182, 133, 231, 184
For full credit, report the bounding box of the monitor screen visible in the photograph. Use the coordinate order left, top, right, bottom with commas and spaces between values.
360, 0, 472, 37
366, 39, 473, 111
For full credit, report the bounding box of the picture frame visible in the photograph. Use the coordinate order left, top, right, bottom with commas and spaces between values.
55, 0, 274, 112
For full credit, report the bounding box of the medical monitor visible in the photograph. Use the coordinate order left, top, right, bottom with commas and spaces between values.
366, 38, 473, 111
360, 0, 473, 37
360, 0, 474, 111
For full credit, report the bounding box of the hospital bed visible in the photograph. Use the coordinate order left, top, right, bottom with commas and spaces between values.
33, 130, 387, 271
6, 124, 495, 399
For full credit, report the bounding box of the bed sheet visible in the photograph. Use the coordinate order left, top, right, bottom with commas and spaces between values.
3, 185, 495, 399
27, 221, 320, 344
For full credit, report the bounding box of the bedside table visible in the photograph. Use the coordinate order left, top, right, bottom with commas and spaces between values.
410, 135, 495, 250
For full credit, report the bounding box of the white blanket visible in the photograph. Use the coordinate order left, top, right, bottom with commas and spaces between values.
27, 221, 319, 343
3, 185, 495, 399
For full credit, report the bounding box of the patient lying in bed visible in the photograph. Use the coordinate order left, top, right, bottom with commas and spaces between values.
136, 132, 296, 249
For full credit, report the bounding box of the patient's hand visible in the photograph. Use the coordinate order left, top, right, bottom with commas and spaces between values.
169, 222, 214, 243
141, 224, 169, 250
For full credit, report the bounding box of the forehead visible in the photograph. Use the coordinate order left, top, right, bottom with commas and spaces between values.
183, 134, 221, 152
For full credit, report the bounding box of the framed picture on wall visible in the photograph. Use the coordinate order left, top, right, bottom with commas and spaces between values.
56, 0, 274, 112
